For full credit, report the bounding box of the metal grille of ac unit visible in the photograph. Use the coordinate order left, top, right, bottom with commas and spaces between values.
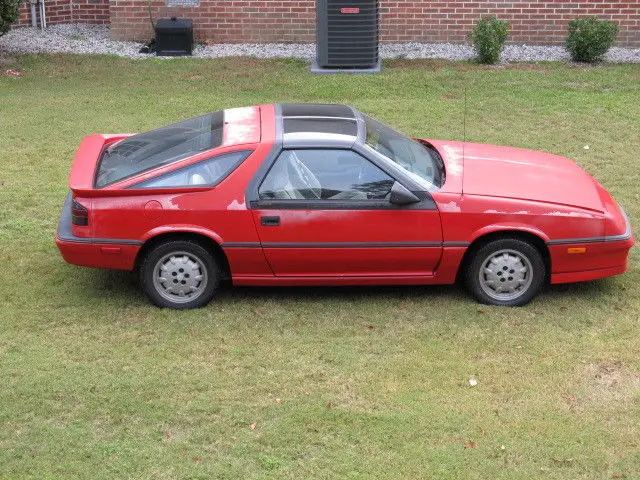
316, 0, 379, 69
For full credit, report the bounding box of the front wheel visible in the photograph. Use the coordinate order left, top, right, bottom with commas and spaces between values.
465, 238, 546, 307
140, 240, 219, 309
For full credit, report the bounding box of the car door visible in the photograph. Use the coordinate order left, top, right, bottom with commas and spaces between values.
249, 148, 442, 277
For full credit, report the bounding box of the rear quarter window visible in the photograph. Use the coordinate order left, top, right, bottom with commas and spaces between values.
95, 112, 224, 188
130, 150, 252, 189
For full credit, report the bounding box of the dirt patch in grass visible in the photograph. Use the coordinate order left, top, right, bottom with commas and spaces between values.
581, 361, 640, 408
563, 81, 596, 88
0, 52, 19, 65
212, 56, 265, 69
386, 59, 556, 72
385, 59, 462, 70
505, 62, 557, 71
385, 59, 500, 71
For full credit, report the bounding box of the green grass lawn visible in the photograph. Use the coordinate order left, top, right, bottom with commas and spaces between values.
0, 54, 639, 479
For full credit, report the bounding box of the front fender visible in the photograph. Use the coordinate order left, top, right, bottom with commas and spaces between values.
468, 223, 551, 244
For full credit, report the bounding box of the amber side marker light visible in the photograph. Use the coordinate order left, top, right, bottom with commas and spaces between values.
567, 247, 587, 254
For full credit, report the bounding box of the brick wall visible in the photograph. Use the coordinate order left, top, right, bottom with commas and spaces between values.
378, 1, 640, 45
17, 0, 109, 26
14, 1, 640, 47
111, 0, 640, 47
108, 0, 316, 43
76, 0, 111, 23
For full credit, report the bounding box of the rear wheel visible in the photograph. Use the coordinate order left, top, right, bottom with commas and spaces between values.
140, 240, 219, 309
465, 238, 546, 306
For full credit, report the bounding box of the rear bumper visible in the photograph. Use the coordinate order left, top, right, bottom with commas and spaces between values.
55, 237, 140, 270
55, 192, 141, 271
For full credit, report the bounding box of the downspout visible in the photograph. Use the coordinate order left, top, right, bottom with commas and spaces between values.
29, 0, 37, 27
147, 0, 154, 31
40, 0, 47, 29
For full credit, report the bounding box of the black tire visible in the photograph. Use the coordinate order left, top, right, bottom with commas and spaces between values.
465, 238, 546, 307
139, 240, 219, 309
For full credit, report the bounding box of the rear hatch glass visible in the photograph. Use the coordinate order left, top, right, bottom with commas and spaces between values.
95, 111, 224, 188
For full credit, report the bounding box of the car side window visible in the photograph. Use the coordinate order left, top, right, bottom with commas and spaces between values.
258, 149, 395, 201
131, 150, 251, 188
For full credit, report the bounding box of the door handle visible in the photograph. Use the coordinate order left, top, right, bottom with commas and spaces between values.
261, 216, 280, 226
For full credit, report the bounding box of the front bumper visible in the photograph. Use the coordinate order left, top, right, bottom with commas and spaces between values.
549, 210, 634, 284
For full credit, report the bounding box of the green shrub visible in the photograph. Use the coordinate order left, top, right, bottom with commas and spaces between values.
469, 16, 509, 64
565, 17, 619, 62
0, 0, 20, 37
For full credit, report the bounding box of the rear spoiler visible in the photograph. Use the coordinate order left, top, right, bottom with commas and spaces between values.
68, 134, 131, 192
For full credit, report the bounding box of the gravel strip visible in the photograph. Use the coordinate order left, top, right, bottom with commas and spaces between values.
2, 24, 639, 63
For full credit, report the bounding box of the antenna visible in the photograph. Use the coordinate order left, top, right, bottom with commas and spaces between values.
462, 79, 467, 194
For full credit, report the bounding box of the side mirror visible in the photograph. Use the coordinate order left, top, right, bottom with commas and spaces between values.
389, 181, 421, 205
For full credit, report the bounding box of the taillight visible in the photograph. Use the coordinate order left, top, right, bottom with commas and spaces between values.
71, 198, 89, 226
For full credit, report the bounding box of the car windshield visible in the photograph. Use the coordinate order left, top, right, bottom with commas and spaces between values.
362, 114, 444, 189
95, 111, 224, 188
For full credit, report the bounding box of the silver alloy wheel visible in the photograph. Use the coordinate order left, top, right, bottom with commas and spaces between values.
478, 248, 533, 302
152, 251, 208, 304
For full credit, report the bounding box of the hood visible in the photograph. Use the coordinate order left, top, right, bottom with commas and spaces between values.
429, 140, 604, 212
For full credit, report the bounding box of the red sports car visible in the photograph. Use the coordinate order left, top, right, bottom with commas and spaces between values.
56, 104, 634, 309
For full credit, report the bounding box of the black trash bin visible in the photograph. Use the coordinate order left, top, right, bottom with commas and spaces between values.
155, 17, 194, 56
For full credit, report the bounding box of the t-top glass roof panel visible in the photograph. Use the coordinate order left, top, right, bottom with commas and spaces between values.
283, 117, 358, 137
280, 103, 355, 119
